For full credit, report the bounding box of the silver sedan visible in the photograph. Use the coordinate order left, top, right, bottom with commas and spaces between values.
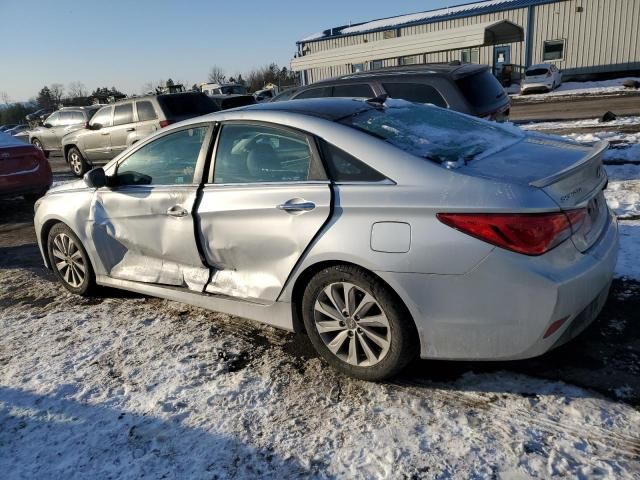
33, 98, 618, 380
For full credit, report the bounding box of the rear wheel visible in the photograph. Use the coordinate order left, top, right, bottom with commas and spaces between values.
67, 147, 88, 177
47, 223, 95, 295
302, 265, 417, 381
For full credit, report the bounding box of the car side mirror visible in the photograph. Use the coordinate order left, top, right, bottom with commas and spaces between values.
43, 123, 52, 128
89, 123, 101, 130
84, 167, 107, 188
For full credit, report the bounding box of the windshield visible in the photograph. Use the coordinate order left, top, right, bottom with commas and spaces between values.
526, 68, 549, 76
339, 99, 523, 167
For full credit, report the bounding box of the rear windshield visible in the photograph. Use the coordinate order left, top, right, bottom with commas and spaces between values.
157, 94, 219, 119
526, 68, 550, 76
455, 70, 508, 115
339, 99, 522, 167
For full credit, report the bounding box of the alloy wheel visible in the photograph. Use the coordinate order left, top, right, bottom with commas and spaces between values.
69, 151, 83, 175
313, 282, 391, 367
51, 233, 86, 288
32, 139, 42, 150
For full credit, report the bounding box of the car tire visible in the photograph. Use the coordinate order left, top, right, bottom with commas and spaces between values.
67, 147, 88, 177
302, 265, 418, 381
47, 223, 96, 296
31, 138, 49, 158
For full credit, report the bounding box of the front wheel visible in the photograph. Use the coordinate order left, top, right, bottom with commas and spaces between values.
302, 265, 418, 381
67, 147, 88, 177
47, 223, 95, 295
31, 138, 49, 158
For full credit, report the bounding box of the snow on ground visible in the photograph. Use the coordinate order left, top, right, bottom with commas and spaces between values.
616, 220, 640, 281
1, 266, 640, 479
564, 131, 640, 146
521, 116, 640, 132
511, 77, 640, 99
605, 165, 640, 220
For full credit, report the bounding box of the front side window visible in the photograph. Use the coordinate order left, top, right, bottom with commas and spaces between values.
113, 103, 134, 126
213, 124, 325, 184
45, 112, 60, 126
332, 84, 374, 98
90, 106, 113, 128
116, 127, 208, 186
543, 40, 564, 61
382, 83, 447, 108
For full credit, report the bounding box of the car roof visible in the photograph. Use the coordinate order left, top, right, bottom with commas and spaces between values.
313, 63, 488, 85
239, 98, 374, 121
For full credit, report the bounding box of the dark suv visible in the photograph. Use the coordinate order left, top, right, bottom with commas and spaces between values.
277, 64, 510, 120
61, 92, 220, 176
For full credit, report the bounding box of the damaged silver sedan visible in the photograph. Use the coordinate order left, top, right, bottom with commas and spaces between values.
34, 98, 618, 380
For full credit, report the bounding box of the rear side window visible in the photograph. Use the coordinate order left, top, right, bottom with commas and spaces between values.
157, 94, 218, 119
321, 141, 387, 182
455, 70, 507, 115
70, 111, 84, 124
332, 84, 374, 98
382, 83, 447, 107
136, 101, 158, 121
58, 112, 73, 125
294, 87, 331, 99
113, 103, 134, 126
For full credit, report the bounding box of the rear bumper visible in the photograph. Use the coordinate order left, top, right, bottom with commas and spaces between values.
377, 213, 619, 360
521, 82, 554, 93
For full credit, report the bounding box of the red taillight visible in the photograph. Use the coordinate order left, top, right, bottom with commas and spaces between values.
436, 210, 587, 256
543, 316, 570, 338
159, 120, 172, 128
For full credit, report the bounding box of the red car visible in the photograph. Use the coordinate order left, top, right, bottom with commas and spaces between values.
0, 132, 52, 200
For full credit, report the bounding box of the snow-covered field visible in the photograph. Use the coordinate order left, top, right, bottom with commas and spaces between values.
511, 77, 640, 100
521, 115, 640, 132
1, 124, 640, 479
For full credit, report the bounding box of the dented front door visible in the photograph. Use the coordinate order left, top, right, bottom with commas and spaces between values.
90, 125, 212, 291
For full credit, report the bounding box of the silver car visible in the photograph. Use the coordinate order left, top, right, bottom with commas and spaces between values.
33, 99, 618, 380
29, 106, 101, 157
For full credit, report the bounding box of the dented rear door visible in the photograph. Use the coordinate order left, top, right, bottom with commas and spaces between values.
197, 122, 331, 304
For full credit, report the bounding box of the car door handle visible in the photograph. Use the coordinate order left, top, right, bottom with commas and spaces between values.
167, 205, 188, 217
101, 131, 109, 135
277, 200, 316, 213
126, 128, 135, 132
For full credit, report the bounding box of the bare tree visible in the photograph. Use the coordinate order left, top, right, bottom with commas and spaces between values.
0, 91, 10, 104
208, 65, 226, 84
141, 81, 155, 94
67, 81, 87, 99
49, 83, 65, 106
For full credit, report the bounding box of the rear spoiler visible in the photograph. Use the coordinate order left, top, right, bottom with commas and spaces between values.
529, 141, 608, 188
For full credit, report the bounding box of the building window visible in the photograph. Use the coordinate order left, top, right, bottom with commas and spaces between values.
370, 60, 384, 70
543, 40, 565, 61
352, 63, 364, 73
399, 55, 421, 66
383, 29, 397, 39
461, 48, 480, 64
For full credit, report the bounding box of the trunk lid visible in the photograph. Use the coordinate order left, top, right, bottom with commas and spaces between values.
461, 136, 610, 252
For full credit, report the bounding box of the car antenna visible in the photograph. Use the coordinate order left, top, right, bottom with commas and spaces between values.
365, 93, 388, 107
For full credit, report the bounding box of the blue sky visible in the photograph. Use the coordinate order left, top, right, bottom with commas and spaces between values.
1, 0, 455, 102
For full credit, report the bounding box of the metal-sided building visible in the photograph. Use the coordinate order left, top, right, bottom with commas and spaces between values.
291, 0, 640, 85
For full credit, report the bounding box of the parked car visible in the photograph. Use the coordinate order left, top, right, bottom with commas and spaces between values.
4, 124, 29, 136
521, 63, 563, 94
273, 64, 510, 120
25, 108, 54, 125
200, 83, 248, 96
29, 106, 102, 158
34, 98, 617, 380
0, 131, 52, 200
61, 92, 220, 176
